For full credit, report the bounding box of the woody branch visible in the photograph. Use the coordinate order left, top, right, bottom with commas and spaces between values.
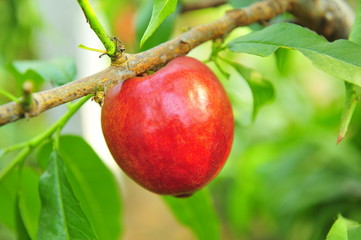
0, 0, 354, 126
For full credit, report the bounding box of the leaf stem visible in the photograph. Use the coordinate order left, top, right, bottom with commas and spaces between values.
78, 44, 108, 54
337, 83, 359, 144
0, 88, 20, 103
0, 147, 31, 180
77, 0, 116, 57
0, 95, 92, 180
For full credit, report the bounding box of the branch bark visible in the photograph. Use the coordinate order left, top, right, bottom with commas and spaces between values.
0, 0, 354, 126
291, 0, 354, 40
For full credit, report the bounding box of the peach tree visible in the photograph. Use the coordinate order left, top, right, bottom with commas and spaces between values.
1, 0, 361, 239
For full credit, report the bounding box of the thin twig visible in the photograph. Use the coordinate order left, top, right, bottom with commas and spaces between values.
77, 0, 117, 57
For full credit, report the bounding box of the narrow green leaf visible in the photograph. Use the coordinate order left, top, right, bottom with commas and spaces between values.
37, 151, 97, 240
139, 0, 178, 47
10, 57, 77, 88
326, 215, 361, 240
274, 48, 293, 75
222, 59, 274, 119
0, 169, 19, 231
36, 141, 53, 171
337, 83, 360, 143
15, 196, 31, 240
58, 135, 122, 240
337, 0, 361, 143
163, 189, 220, 240
227, 23, 361, 87
18, 167, 41, 240
136, 0, 177, 51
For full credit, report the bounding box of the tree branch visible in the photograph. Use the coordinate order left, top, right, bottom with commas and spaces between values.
0, 0, 354, 126
291, 0, 354, 41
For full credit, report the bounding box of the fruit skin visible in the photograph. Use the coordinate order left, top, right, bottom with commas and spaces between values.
101, 56, 234, 196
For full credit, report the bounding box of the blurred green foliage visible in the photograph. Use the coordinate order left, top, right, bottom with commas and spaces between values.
0, 0, 40, 98
209, 46, 361, 239
0, 0, 39, 65
0, 0, 46, 161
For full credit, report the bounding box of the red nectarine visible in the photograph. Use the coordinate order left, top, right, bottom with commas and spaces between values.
101, 56, 234, 197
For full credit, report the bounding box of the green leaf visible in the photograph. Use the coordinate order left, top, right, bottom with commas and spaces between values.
10, 57, 77, 88
163, 189, 220, 240
37, 151, 97, 240
227, 23, 361, 87
337, 83, 360, 143
227, 22, 325, 56
0, 169, 19, 231
337, 0, 361, 143
224, 60, 274, 119
15, 196, 31, 240
326, 215, 361, 240
274, 48, 293, 75
18, 167, 41, 240
139, 0, 178, 47
36, 141, 53, 171
58, 135, 122, 240
136, 0, 177, 51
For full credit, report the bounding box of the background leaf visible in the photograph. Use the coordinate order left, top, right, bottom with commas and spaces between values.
0, 169, 19, 236
37, 151, 97, 240
58, 135, 122, 240
326, 215, 361, 240
139, 0, 178, 47
17, 167, 41, 240
337, 83, 360, 143
337, 0, 361, 143
227, 23, 361, 87
15, 196, 31, 240
36, 141, 53, 171
222, 59, 274, 119
163, 189, 221, 240
10, 57, 76, 89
